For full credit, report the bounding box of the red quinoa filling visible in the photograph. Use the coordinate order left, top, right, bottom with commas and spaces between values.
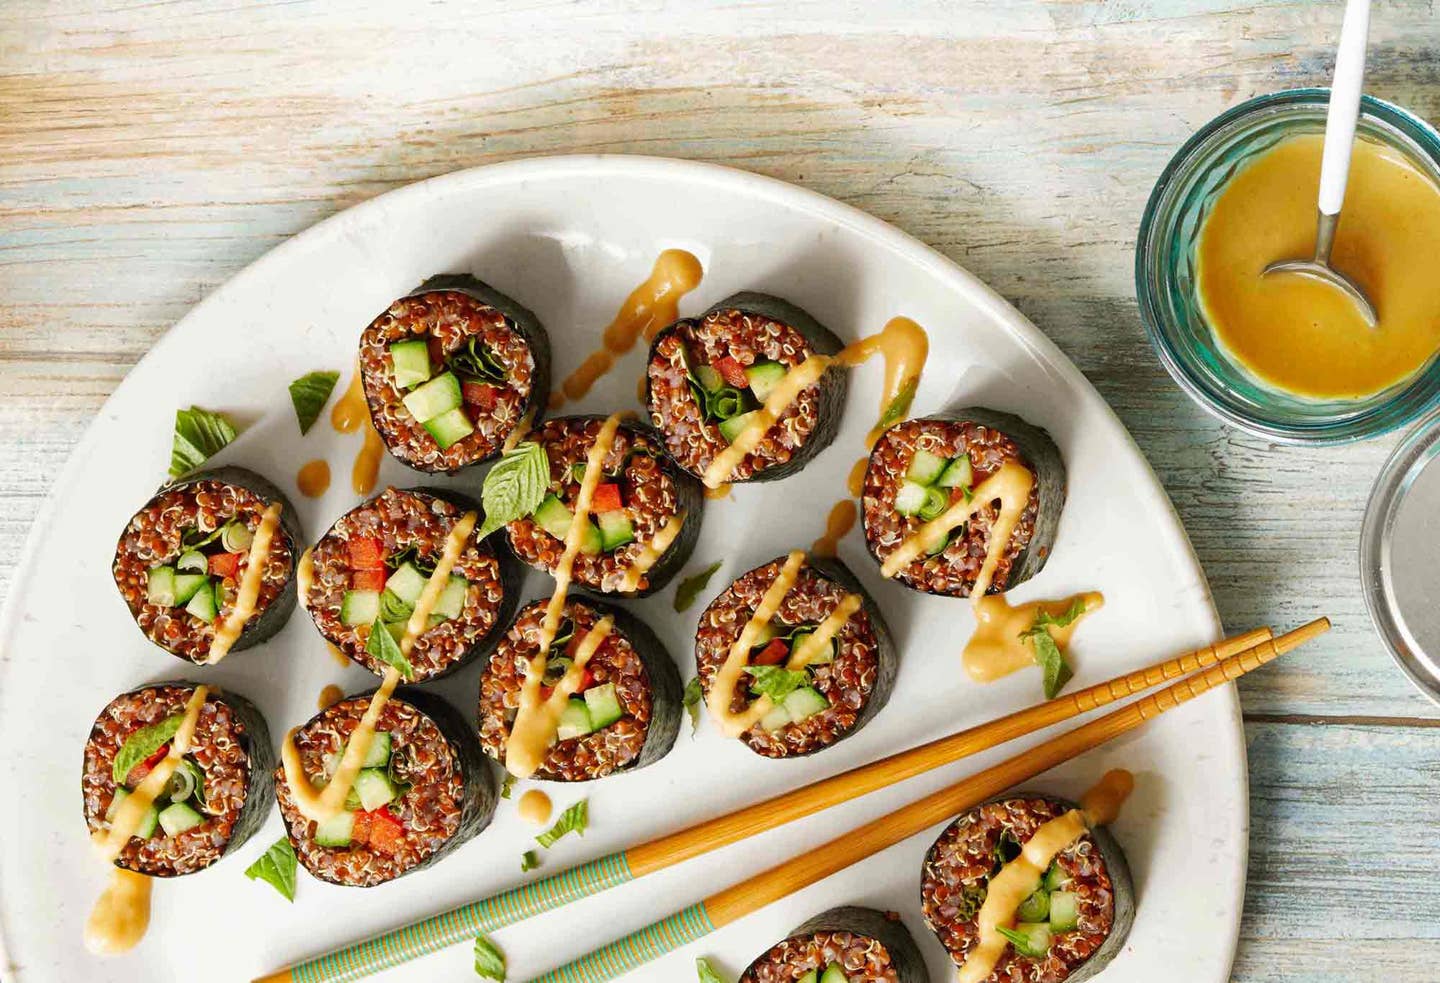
922, 798, 1116, 983
478, 599, 654, 781
360, 289, 536, 470
647, 307, 823, 481
82, 685, 254, 877
741, 930, 903, 983
863, 419, 1040, 597
275, 696, 466, 888
505, 418, 686, 594
696, 558, 880, 758
305, 487, 505, 680
112, 480, 294, 663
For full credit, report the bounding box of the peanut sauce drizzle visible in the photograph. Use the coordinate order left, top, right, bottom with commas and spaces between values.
332, 363, 383, 495
317, 684, 345, 710
85, 686, 209, 955
810, 500, 857, 559
704, 482, 732, 500
958, 769, 1134, 983
296, 458, 331, 498
964, 593, 1104, 683
205, 502, 282, 664
616, 510, 687, 593
552, 249, 703, 408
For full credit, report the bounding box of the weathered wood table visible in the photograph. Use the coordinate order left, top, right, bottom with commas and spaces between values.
4, 2, 1437, 978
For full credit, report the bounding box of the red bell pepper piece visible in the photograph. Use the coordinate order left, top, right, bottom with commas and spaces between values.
352, 568, 388, 592
208, 551, 242, 579
347, 536, 385, 570
426, 336, 446, 371
350, 809, 374, 848
590, 483, 623, 513
127, 743, 171, 786
752, 639, 790, 666
367, 807, 405, 856
712, 356, 749, 389
463, 381, 498, 411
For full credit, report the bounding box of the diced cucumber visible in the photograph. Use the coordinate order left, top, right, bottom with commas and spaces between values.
694, 365, 724, 393
1017, 889, 1051, 923
717, 409, 760, 444
176, 550, 208, 573
173, 572, 209, 605
583, 683, 624, 729
907, 449, 948, 485
353, 768, 399, 811
314, 811, 356, 847
1007, 922, 1053, 957
402, 371, 463, 423
918, 485, 950, 522
340, 589, 381, 626
557, 700, 594, 741
937, 453, 974, 489
345, 731, 392, 769
759, 704, 793, 732
389, 338, 432, 389
1048, 891, 1079, 931
134, 803, 159, 840
748, 620, 780, 649
385, 563, 428, 604
184, 581, 218, 622
423, 407, 474, 450
1043, 862, 1069, 891
577, 518, 603, 556
744, 360, 788, 401
432, 575, 468, 621
791, 629, 835, 664
797, 972, 818, 983
782, 686, 830, 722
157, 800, 204, 837
221, 521, 254, 553
146, 566, 177, 606
893, 480, 929, 516
534, 494, 574, 539
820, 965, 850, 983
597, 511, 635, 551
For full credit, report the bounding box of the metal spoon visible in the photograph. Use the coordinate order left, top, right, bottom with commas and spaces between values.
1262, 0, 1377, 328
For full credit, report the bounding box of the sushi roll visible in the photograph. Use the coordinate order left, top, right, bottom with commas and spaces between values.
695, 552, 895, 759
111, 466, 301, 664
302, 486, 519, 681
477, 597, 682, 781
740, 906, 927, 983
862, 409, 1065, 598
921, 794, 1134, 982
645, 292, 848, 487
82, 682, 273, 877
275, 688, 496, 888
503, 415, 702, 596
360, 274, 551, 473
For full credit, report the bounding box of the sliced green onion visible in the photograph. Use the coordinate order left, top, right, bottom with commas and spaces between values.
378, 588, 416, 624
918, 485, 949, 521
176, 550, 208, 573
221, 521, 254, 553
707, 387, 746, 421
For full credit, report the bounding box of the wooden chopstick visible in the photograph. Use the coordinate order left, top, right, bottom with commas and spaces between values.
529, 618, 1328, 983
253, 624, 1281, 983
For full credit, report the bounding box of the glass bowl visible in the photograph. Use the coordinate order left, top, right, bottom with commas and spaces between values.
1136, 88, 1440, 443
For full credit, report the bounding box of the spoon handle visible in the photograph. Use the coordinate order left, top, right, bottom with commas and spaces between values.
1319, 0, 1371, 216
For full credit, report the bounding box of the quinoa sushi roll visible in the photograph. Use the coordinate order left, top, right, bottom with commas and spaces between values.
477, 597, 682, 781
645, 292, 848, 487
112, 466, 301, 664
275, 689, 496, 888
82, 682, 273, 877
302, 486, 519, 681
360, 274, 551, 473
696, 551, 895, 759
921, 793, 1134, 983
740, 906, 927, 983
503, 415, 702, 596
862, 409, 1065, 598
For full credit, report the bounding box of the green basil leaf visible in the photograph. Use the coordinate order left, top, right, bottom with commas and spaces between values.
477, 441, 550, 539
379, 588, 416, 624
244, 837, 298, 902
696, 957, 727, 983
473, 934, 506, 980
878, 375, 919, 431
385, 545, 437, 576
170, 406, 238, 478
500, 773, 516, 800
673, 561, 722, 613
743, 665, 808, 702
682, 676, 704, 735
1026, 598, 1089, 633
451, 338, 507, 382
1027, 629, 1072, 700
535, 799, 588, 849
366, 617, 414, 680
112, 715, 184, 785
520, 849, 540, 873
995, 925, 1048, 958
287, 371, 340, 435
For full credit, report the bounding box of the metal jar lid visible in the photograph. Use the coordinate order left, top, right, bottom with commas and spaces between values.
1361, 405, 1440, 704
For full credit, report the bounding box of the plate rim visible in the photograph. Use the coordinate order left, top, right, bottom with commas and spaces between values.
0, 152, 1244, 981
